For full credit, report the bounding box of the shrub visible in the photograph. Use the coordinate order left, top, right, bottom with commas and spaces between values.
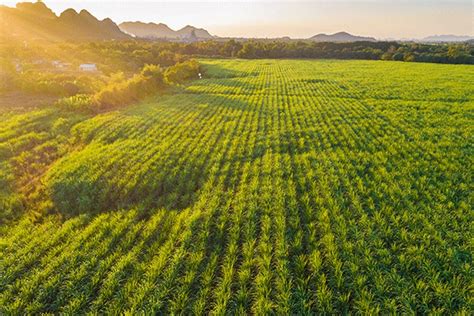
392, 52, 404, 61
157, 50, 176, 67
15, 71, 103, 97
381, 52, 393, 61
61, 82, 81, 96
403, 53, 416, 62
55, 94, 95, 113
140, 64, 165, 88
93, 64, 165, 110
164, 60, 200, 85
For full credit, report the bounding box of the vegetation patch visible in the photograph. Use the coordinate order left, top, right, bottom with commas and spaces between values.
0, 59, 472, 314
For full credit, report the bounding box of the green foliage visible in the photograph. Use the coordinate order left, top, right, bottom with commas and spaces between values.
157, 50, 178, 67
0, 109, 85, 223
0, 59, 473, 314
55, 94, 94, 113
225, 40, 474, 64
16, 71, 77, 96
93, 64, 165, 110
404, 53, 416, 62
164, 60, 200, 85
3, 68, 106, 97
0, 57, 17, 92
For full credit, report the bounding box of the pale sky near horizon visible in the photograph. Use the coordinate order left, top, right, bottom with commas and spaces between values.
1, 0, 472, 39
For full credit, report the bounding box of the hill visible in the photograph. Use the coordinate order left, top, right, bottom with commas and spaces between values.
309, 31, 376, 42
176, 25, 214, 39
119, 21, 214, 40
421, 34, 474, 42
0, 1, 129, 41
118, 22, 177, 38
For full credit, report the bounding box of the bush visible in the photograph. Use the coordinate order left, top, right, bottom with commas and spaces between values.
392, 52, 404, 61
93, 79, 138, 110
403, 53, 416, 62
55, 94, 95, 113
381, 52, 393, 61
157, 50, 176, 67
56, 62, 199, 113
140, 64, 165, 87
93, 64, 165, 110
61, 82, 81, 96
16, 71, 103, 97
164, 60, 200, 85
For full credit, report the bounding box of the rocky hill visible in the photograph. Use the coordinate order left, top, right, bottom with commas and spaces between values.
309, 31, 376, 42
119, 21, 214, 40
0, 1, 129, 41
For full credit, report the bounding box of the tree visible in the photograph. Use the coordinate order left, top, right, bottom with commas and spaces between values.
221, 40, 242, 57
236, 42, 256, 59
403, 53, 416, 62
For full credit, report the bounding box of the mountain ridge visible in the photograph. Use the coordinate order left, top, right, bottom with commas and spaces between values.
309, 32, 376, 42
0, 1, 130, 41
119, 21, 214, 39
421, 34, 474, 42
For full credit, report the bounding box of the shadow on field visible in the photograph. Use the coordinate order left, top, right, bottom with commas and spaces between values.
44, 91, 261, 219
201, 62, 258, 79
45, 141, 212, 218
183, 92, 256, 113
185, 76, 259, 97
44, 75, 263, 219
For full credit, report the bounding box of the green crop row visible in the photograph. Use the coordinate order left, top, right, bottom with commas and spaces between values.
0, 59, 472, 314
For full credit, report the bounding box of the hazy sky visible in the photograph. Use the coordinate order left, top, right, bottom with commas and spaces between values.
1, 1, 473, 39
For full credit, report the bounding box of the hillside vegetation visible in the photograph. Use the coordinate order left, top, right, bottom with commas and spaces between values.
0, 59, 473, 314
119, 22, 214, 40
0, 1, 129, 41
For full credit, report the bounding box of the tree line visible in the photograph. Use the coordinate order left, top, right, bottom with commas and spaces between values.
73, 39, 473, 65
180, 40, 474, 64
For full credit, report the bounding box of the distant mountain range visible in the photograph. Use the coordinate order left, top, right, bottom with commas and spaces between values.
1, 2, 471, 44
421, 35, 474, 43
119, 22, 214, 40
0, 1, 214, 42
0, 1, 129, 40
309, 32, 376, 42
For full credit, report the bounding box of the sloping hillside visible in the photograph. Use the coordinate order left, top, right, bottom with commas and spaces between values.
422, 35, 474, 42
118, 22, 177, 38
119, 21, 214, 39
309, 31, 376, 42
0, 1, 129, 41
176, 25, 213, 39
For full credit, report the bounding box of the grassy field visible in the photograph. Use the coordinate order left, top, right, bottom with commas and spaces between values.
1, 59, 473, 314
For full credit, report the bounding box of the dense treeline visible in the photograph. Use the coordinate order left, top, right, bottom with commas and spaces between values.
75, 39, 474, 64
184, 40, 474, 64
0, 40, 190, 75
114, 39, 472, 64
57, 60, 201, 112
1, 40, 472, 81
1, 40, 201, 112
